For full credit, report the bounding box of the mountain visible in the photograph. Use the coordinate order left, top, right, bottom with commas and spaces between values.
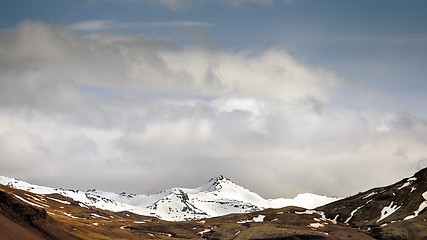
0, 183, 372, 240
0, 175, 338, 221
5, 169, 427, 239
318, 167, 427, 239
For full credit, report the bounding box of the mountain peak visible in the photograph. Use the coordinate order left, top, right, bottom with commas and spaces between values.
210, 175, 229, 182
205, 175, 232, 186
0, 173, 339, 221
197, 175, 234, 192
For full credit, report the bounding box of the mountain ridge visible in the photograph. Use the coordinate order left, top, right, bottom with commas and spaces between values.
2, 169, 427, 239
317, 167, 427, 239
0, 174, 338, 221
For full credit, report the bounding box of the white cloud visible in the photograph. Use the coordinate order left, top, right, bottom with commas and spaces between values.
0, 21, 426, 198
147, 0, 191, 11
69, 20, 211, 33
69, 20, 120, 32
226, 0, 275, 6
144, 21, 212, 28
211, 98, 269, 133
145, 0, 296, 11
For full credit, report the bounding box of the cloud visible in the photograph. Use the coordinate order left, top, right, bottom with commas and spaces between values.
145, 0, 192, 11
1, 21, 426, 198
69, 20, 120, 32
144, 0, 296, 11
226, 0, 277, 7
144, 21, 212, 28
68, 20, 211, 33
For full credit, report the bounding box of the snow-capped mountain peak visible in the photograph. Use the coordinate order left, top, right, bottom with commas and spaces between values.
196, 175, 241, 192
0, 174, 339, 221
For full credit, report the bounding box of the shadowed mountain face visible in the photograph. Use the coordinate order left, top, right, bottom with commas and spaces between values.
0, 189, 82, 240
318, 168, 427, 239
0, 214, 46, 240
0, 189, 47, 240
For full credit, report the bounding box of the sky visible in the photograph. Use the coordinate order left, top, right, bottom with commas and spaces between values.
0, 0, 427, 198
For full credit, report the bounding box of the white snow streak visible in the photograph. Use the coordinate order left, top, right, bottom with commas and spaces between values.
46, 197, 71, 205
12, 194, 49, 208
345, 206, 363, 224
377, 201, 400, 222
404, 191, 427, 220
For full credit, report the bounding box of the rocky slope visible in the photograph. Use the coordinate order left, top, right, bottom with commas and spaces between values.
0, 187, 82, 240
318, 167, 427, 239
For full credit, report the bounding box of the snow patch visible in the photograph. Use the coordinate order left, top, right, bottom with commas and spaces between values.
404, 191, 427, 220
253, 215, 265, 222
62, 212, 84, 219
295, 210, 317, 215
90, 213, 109, 220
398, 177, 417, 190
363, 192, 377, 199
309, 222, 324, 228
237, 214, 265, 223
269, 193, 339, 209
345, 206, 363, 224
46, 197, 71, 205
295, 210, 338, 224
398, 183, 411, 190
25, 194, 46, 203
198, 228, 212, 236
12, 194, 49, 209
79, 203, 90, 209
377, 202, 401, 222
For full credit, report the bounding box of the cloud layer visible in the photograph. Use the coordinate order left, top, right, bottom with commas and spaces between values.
1, 21, 426, 198
147, 0, 294, 11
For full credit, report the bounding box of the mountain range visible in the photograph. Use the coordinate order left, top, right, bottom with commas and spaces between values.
0, 175, 337, 221
1, 169, 427, 239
